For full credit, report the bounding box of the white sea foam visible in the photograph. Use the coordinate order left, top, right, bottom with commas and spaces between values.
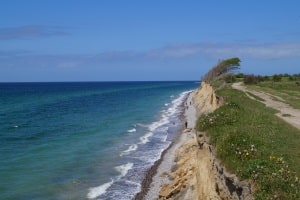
120, 144, 138, 156
137, 91, 192, 145
136, 123, 148, 128
87, 179, 114, 199
127, 128, 136, 133
156, 126, 168, 132
87, 163, 134, 199
148, 117, 169, 132
87, 90, 191, 199
115, 162, 134, 178
161, 134, 168, 142
137, 147, 167, 164
139, 132, 153, 144
125, 180, 141, 187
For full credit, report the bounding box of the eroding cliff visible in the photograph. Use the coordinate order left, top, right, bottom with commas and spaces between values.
193, 82, 223, 117
158, 82, 253, 200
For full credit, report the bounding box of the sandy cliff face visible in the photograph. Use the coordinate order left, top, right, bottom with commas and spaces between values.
158, 82, 253, 200
193, 82, 222, 117
193, 82, 253, 200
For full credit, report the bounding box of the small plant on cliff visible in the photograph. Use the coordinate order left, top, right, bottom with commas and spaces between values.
196, 102, 240, 131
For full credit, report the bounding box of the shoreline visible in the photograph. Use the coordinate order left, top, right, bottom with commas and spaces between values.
134, 91, 196, 200
134, 138, 174, 200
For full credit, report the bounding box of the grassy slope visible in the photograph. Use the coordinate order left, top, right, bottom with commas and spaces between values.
196, 84, 300, 199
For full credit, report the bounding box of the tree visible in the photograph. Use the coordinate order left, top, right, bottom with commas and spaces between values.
273, 74, 282, 82
224, 74, 236, 83
202, 57, 241, 82
244, 74, 258, 84
235, 73, 244, 78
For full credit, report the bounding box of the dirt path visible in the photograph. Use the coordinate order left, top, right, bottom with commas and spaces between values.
232, 82, 300, 130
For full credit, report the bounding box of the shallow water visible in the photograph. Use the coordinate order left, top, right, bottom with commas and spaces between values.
0, 81, 199, 199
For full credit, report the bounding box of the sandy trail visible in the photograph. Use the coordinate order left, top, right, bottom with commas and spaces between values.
232, 82, 300, 130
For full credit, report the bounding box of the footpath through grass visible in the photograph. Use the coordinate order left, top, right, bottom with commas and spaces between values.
247, 80, 300, 109
196, 84, 300, 199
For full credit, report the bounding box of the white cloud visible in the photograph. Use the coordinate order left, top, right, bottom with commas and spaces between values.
0, 25, 70, 40
1, 41, 300, 69
149, 42, 300, 59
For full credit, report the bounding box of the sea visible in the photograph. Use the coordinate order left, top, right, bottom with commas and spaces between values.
0, 81, 199, 200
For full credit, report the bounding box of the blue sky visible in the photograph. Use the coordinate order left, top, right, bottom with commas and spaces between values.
1, 1, 300, 82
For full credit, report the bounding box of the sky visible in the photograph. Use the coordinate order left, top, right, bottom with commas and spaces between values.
1, 1, 300, 82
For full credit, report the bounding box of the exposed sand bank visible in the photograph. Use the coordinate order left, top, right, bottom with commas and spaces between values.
144, 82, 254, 200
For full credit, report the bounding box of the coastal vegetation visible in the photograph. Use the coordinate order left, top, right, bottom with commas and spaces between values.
202, 57, 241, 83
196, 69, 300, 199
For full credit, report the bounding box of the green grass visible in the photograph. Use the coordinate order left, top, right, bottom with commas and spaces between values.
247, 81, 300, 109
196, 84, 300, 199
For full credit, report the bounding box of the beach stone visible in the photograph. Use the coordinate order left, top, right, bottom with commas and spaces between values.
160, 171, 169, 178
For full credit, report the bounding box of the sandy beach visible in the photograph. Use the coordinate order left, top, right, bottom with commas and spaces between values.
142, 91, 197, 199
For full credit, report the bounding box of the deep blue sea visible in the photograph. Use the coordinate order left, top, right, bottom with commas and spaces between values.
0, 81, 199, 200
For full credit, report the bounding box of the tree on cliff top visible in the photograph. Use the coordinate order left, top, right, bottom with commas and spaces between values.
202, 57, 241, 83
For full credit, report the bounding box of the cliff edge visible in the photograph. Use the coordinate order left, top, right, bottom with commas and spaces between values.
158, 82, 253, 200
193, 82, 223, 117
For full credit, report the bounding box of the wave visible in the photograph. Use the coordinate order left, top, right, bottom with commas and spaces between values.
115, 162, 134, 178
120, 144, 138, 156
87, 179, 114, 199
136, 123, 148, 128
156, 126, 168, 132
149, 116, 169, 131
166, 90, 191, 116
86, 90, 193, 199
87, 163, 134, 199
137, 90, 192, 145
139, 132, 153, 144
127, 128, 136, 133
161, 134, 168, 142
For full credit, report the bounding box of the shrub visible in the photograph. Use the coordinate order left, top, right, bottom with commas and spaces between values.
273, 74, 282, 82
244, 74, 258, 84
236, 73, 244, 78
224, 74, 236, 83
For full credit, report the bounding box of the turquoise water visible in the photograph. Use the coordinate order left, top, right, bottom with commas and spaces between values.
0, 82, 199, 200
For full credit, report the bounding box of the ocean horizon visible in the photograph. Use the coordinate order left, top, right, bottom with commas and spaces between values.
0, 81, 199, 200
